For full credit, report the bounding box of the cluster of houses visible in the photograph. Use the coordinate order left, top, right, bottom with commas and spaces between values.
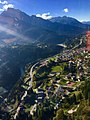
21, 48, 90, 116
35, 88, 46, 103
32, 48, 89, 110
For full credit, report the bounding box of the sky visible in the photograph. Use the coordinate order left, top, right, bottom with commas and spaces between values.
0, 0, 90, 21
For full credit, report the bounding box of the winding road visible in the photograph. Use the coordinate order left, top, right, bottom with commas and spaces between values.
72, 38, 83, 50
14, 62, 38, 119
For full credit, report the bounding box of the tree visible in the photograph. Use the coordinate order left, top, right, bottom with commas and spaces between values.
73, 94, 77, 104
54, 109, 67, 120
88, 91, 90, 106
77, 92, 83, 102
69, 94, 77, 105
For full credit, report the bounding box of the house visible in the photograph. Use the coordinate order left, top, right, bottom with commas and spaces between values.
36, 88, 46, 103
67, 82, 75, 87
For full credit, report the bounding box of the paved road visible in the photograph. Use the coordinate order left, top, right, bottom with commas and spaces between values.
30, 104, 37, 115
72, 38, 83, 50
14, 62, 38, 119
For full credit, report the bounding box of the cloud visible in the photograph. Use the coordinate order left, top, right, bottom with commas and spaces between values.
63, 8, 69, 13
0, 0, 8, 5
3, 4, 14, 10
36, 13, 52, 20
0, 1, 14, 12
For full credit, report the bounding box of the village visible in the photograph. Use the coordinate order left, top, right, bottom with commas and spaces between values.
22, 47, 90, 116
2, 32, 90, 119
2, 46, 90, 120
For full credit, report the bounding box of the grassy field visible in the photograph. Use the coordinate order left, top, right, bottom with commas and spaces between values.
51, 66, 63, 72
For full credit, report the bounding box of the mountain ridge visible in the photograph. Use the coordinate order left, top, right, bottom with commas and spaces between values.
0, 8, 89, 45
82, 21, 90, 25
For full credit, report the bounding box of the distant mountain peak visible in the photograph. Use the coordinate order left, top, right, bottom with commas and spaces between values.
0, 8, 31, 26
1, 8, 20, 16
50, 16, 82, 27
82, 21, 90, 25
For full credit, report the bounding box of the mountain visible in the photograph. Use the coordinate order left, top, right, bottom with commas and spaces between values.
50, 16, 84, 27
82, 21, 90, 25
0, 8, 89, 46
0, 8, 66, 45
